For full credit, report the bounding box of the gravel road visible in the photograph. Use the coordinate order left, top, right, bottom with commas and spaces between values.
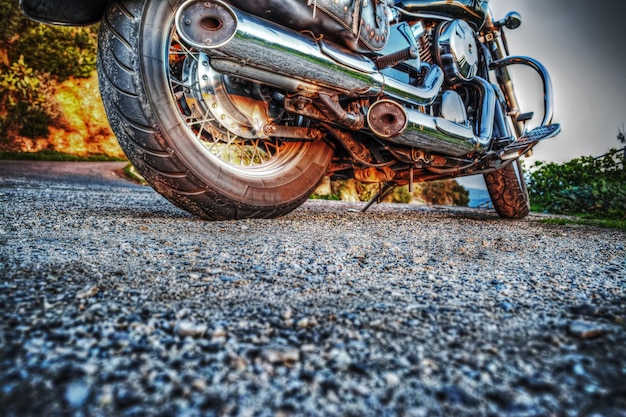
1, 161, 625, 417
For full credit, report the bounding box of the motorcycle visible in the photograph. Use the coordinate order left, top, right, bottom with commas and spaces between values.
20, 0, 560, 220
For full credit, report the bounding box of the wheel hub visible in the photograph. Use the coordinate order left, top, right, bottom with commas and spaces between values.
181, 52, 271, 139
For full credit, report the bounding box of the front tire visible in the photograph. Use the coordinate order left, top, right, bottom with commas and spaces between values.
97, 0, 333, 220
484, 160, 530, 219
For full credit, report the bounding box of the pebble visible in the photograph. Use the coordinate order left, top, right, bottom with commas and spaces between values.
174, 321, 207, 338
567, 320, 608, 339
65, 381, 90, 407
261, 347, 301, 365
76, 285, 99, 299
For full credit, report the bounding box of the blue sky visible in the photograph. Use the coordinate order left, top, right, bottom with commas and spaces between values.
490, 0, 626, 163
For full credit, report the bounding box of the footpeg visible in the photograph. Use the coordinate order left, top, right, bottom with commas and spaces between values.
500, 124, 561, 160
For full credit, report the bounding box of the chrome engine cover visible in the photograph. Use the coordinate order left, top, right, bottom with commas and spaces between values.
437, 19, 479, 83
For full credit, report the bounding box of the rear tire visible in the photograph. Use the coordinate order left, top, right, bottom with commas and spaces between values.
484, 160, 530, 219
97, 0, 333, 220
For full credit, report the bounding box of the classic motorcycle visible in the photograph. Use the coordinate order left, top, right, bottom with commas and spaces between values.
21, 0, 560, 220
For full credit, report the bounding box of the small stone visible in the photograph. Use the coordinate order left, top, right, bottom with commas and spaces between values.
300, 344, 316, 353
191, 378, 208, 391
65, 381, 90, 407
573, 363, 587, 376
384, 372, 400, 387
500, 301, 516, 312
174, 320, 207, 338
261, 347, 301, 365
296, 317, 318, 329
281, 307, 293, 321
115, 388, 142, 407
567, 320, 608, 339
76, 285, 99, 299
211, 326, 227, 339
330, 349, 352, 370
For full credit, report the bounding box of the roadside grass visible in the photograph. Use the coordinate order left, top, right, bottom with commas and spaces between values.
536, 212, 626, 231
123, 163, 148, 185
0, 150, 126, 162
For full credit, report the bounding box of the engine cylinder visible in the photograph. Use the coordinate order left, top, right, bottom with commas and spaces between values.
436, 19, 479, 83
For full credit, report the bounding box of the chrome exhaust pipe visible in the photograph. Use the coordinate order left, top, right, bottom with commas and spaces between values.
368, 100, 477, 156
175, 0, 443, 106
367, 77, 496, 156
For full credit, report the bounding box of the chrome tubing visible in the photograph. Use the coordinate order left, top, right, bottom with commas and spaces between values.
489, 56, 555, 128
469, 76, 496, 146
175, 0, 443, 106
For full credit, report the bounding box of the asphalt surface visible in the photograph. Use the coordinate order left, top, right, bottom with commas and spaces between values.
1, 160, 625, 416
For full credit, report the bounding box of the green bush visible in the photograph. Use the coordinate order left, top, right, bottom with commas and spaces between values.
18, 105, 50, 138
0, 56, 55, 139
527, 149, 626, 218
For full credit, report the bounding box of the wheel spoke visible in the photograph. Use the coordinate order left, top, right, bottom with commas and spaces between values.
166, 27, 308, 174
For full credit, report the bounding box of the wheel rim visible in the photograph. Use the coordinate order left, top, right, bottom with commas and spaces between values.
166, 29, 312, 178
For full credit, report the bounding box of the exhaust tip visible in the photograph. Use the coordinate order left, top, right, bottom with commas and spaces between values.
176, 0, 237, 49
367, 100, 408, 139
200, 16, 224, 32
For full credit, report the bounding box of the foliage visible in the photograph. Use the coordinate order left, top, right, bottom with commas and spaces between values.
0, 56, 56, 139
419, 180, 470, 206
124, 163, 149, 185
1, 0, 102, 147
12, 23, 98, 81
312, 178, 469, 207
1, 0, 98, 81
527, 148, 626, 219
0, 56, 48, 107
0, 0, 27, 51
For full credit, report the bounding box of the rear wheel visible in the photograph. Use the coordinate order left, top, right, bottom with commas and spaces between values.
97, 0, 333, 220
484, 159, 530, 219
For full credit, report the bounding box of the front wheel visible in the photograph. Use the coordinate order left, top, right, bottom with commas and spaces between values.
97, 0, 333, 220
483, 160, 530, 219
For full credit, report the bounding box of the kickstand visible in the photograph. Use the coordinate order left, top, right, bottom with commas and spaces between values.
361, 183, 396, 213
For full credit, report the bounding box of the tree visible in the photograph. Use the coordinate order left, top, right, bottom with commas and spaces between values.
12, 23, 98, 81
1, 0, 98, 141
419, 180, 470, 206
